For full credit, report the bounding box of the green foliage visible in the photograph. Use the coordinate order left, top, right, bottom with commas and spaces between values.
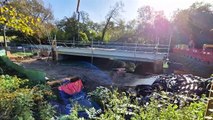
125, 62, 136, 73
55, 12, 101, 43
32, 84, 56, 101
89, 87, 138, 120
79, 31, 89, 44
172, 2, 213, 47
68, 86, 207, 120
1, 0, 55, 42
88, 86, 112, 107
0, 4, 40, 36
0, 75, 55, 120
59, 104, 85, 120
103, 32, 111, 42
0, 75, 34, 119
12, 51, 34, 57
38, 101, 56, 120
0, 75, 27, 92
131, 98, 206, 120
88, 30, 97, 40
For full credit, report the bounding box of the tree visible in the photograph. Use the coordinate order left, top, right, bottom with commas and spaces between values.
137, 6, 154, 24
136, 6, 155, 43
54, 10, 105, 44
7, 0, 54, 42
80, 11, 90, 24
79, 31, 89, 44
137, 6, 171, 44
101, 1, 124, 41
153, 11, 170, 44
172, 2, 213, 47
0, 3, 40, 35
0, 1, 41, 48
55, 13, 78, 41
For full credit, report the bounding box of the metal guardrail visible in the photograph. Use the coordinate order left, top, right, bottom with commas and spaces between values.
55, 41, 169, 55
11, 41, 169, 59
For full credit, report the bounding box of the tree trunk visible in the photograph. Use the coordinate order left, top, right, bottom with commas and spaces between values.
3, 25, 7, 55
101, 17, 112, 41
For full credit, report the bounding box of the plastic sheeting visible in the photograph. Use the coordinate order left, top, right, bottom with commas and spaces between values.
0, 56, 46, 84
62, 61, 112, 85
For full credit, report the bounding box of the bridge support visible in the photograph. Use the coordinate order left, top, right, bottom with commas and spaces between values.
52, 49, 58, 61
153, 60, 163, 74
135, 60, 163, 75
51, 40, 58, 61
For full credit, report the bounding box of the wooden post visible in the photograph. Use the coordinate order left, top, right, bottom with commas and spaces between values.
52, 40, 58, 61
153, 60, 163, 74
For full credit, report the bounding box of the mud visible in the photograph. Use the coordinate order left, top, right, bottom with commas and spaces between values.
15, 57, 147, 90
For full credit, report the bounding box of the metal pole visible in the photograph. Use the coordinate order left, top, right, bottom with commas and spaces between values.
134, 42, 137, 58
91, 37, 94, 65
76, 0, 81, 47
167, 32, 173, 57
77, 12, 79, 47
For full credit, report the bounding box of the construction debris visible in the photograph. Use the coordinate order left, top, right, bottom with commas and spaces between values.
135, 74, 213, 106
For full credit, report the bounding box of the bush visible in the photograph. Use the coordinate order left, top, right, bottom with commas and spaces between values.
79, 31, 89, 44
0, 75, 55, 120
65, 86, 207, 120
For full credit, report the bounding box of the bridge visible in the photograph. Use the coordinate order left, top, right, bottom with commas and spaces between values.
57, 47, 166, 62
33, 42, 170, 62
16, 42, 170, 74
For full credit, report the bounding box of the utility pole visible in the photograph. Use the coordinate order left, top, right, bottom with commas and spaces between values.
76, 0, 81, 46
167, 31, 173, 57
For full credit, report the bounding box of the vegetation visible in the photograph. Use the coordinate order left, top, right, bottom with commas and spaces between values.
52, 1, 213, 47
0, 73, 209, 120
1, 0, 213, 47
0, 4, 40, 36
63, 86, 208, 120
11, 51, 34, 57
0, 56, 46, 86
0, 0, 54, 43
0, 74, 209, 120
0, 0, 212, 119
101, 1, 124, 41
0, 75, 55, 120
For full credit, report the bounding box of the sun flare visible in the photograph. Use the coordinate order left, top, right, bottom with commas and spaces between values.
137, 0, 196, 18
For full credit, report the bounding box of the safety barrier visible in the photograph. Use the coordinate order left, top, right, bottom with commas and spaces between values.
173, 48, 213, 63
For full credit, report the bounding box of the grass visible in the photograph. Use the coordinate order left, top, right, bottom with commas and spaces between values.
0, 36, 3, 41
12, 52, 34, 57
0, 36, 17, 42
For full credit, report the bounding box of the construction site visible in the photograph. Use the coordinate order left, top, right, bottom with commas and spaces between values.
0, 0, 213, 119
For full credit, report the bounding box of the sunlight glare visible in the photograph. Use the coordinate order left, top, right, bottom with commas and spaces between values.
137, 0, 202, 18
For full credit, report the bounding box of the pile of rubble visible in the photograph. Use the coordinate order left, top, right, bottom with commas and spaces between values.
134, 74, 213, 106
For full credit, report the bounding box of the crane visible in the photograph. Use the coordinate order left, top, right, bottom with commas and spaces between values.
76, 0, 80, 21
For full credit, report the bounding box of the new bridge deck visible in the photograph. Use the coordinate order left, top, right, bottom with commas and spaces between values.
57, 47, 167, 62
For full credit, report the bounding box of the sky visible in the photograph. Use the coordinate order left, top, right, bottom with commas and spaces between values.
44, 0, 213, 22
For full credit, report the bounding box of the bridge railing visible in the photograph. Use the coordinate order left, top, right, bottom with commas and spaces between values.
56, 40, 169, 54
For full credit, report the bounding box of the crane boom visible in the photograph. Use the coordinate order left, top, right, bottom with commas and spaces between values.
76, 0, 80, 44
76, 0, 80, 13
